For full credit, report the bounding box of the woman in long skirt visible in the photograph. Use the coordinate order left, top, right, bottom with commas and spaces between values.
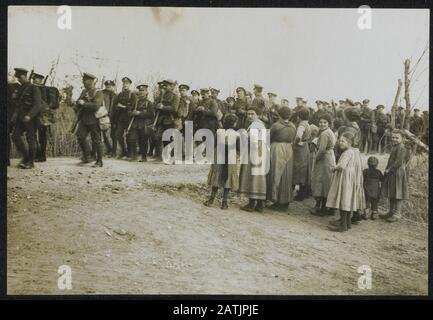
266, 106, 297, 212
292, 107, 311, 201
310, 113, 336, 216
327, 132, 358, 232
238, 107, 268, 213
204, 114, 240, 209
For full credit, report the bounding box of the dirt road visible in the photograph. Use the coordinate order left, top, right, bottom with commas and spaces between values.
7, 157, 428, 295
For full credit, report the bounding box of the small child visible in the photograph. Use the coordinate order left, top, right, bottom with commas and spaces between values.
380, 129, 409, 222
326, 132, 358, 232
204, 114, 239, 209
363, 156, 384, 220
306, 124, 319, 197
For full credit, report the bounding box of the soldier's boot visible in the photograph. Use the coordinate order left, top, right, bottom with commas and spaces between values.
139, 154, 147, 162
155, 143, 163, 162
220, 188, 230, 210
371, 211, 378, 220
255, 200, 264, 213
204, 187, 218, 207
24, 147, 36, 169
294, 185, 303, 201
78, 139, 91, 165
241, 199, 256, 212
328, 211, 348, 232
92, 143, 103, 168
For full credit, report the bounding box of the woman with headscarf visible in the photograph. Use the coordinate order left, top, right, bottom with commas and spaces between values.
238, 106, 268, 213
266, 106, 297, 212
310, 113, 336, 216
292, 107, 311, 201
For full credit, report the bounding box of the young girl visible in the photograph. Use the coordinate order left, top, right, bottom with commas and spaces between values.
326, 132, 358, 232
380, 130, 409, 222
204, 114, 240, 209
363, 156, 384, 220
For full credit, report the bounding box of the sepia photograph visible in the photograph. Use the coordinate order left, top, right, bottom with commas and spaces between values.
6, 5, 429, 296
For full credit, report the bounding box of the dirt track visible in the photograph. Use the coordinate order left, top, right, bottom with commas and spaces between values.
7, 157, 428, 295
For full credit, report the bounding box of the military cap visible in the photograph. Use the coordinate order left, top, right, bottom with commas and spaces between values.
210, 88, 220, 94
281, 98, 289, 103
191, 90, 200, 96
164, 79, 176, 85
315, 100, 322, 104
104, 80, 115, 86
413, 108, 420, 112
136, 84, 148, 90
398, 106, 404, 110
362, 99, 370, 104
355, 101, 362, 106
345, 98, 355, 106
423, 110, 429, 114
31, 73, 45, 81
376, 105, 385, 110
157, 81, 165, 86
14, 68, 28, 77
253, 84, 263, 90
179, 84, 190, 91
267, 92, 277, 97
296, 97, 303, 101
121, 77, 132, 84
323, 101, 329, 105
236, 87, 246, 93
200, 88, 210, 93
226, 96, 235, 103
83, 72, 97, 81
302, 99, 308, 103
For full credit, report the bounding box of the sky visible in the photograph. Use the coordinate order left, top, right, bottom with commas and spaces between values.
8, 6, 430, 110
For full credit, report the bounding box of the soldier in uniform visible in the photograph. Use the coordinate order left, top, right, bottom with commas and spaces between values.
112, 77, 136, 159
211, 88, 226, 116
290, 97, 305, 125
373, 105, 389, 154
31, 73, 58, 162
126, 84, 155, 162
267, 92, 280, 126
280, 99, 289, 108
251, 84, 270, 128
225, 96, 236, 115
154, 79, 180, 161
74, 72, 104, 167
310, 100, 330, 127
7, 80, 21, 166
195, 88, 219, 134
11, 68, 43, 169
421, 110, 429, 145
409, 108, 424, 138
395, 106, 405, 129
233, 87, 250, 129
101, 80, 117, 157
359, 99, 373, 153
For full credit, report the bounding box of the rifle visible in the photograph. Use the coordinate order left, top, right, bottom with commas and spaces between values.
125, 99, 138, 136
150, 90, 165, 132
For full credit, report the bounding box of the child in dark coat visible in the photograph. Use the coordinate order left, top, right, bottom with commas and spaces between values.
380, 130, 410, 222
363, 156, 384, 220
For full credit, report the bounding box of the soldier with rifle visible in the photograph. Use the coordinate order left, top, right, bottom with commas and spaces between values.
101, 80, 117, 157
11, 68, 43, 169
154, 79, 180, 162
125, 84, 155, 162
374, 105, 389, 154
7, 78, 21, 166
112, 77, 136, 159
73, 72, 104, 167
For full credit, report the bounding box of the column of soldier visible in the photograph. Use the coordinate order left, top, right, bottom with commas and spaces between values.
7, 68, 427, 229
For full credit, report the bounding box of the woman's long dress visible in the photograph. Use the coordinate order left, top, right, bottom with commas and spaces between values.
238, 119, 268, 200
311, 127, 336, 198
266, 120, 297, 203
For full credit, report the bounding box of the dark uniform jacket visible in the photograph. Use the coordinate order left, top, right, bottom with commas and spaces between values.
7, 83, 20, 126
178, 95, 195, 121
76, 87, 103, 126
360, 106, 373, 131
196, 97, 219, 132
156, 89, 180, 126
113, 89, 137, 125
409, 115, 424, 137
16, 82, 42, 122
128, 96, 155, 129
233, 98, 250, 129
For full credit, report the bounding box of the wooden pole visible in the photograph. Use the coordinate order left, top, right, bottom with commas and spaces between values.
402, 59, 411, 129
391, 79, 403, 129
